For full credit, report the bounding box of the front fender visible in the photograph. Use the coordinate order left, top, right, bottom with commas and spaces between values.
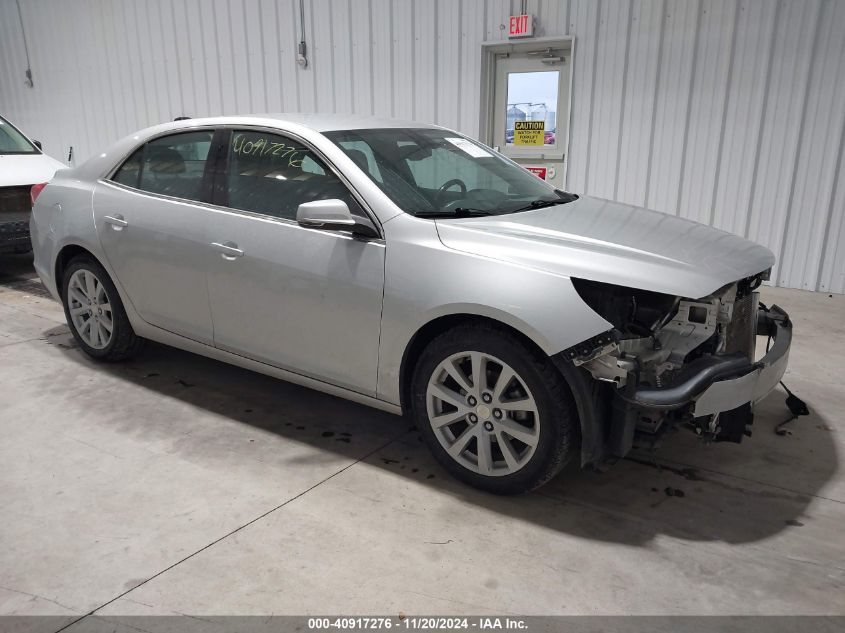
376, 214, 612, 405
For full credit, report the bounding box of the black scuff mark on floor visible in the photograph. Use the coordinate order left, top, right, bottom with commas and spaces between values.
625, 455, 701, 481
629, 455, 812, 503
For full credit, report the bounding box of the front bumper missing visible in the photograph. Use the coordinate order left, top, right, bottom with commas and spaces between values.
630, 304, 792, 415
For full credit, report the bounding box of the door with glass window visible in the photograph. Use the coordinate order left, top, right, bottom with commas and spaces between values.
93, 130, 216, 343
204, 129, 385, 396
490, 46, 571, 188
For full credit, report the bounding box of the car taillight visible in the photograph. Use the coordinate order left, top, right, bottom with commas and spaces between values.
30, 182, 48, 207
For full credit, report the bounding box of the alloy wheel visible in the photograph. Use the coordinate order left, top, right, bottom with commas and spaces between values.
67, 269, 113, 350
426, 351, 540, 476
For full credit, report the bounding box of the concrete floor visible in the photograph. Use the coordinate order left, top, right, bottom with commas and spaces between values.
1, 251, 843, 625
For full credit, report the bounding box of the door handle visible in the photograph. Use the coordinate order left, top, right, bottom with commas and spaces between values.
103, 214, 128, 230
211, 241, 244, 259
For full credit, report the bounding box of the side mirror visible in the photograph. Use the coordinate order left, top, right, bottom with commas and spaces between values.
296, 199, 379, 238
33, 140, 42, 151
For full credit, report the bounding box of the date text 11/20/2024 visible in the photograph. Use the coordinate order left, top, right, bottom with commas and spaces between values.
308, 617, 529, 630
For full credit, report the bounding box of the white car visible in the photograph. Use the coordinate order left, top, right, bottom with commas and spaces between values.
0, 115, 65, 254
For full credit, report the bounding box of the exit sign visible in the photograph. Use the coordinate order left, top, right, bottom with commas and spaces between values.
508, 14, 534, 38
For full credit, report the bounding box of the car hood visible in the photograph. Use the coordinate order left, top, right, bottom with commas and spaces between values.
0, 153, 65, 187
434, 196, 775, 298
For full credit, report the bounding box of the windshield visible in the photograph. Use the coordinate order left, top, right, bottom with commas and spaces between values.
0, 116, 39, 154
324, 128, 575, 217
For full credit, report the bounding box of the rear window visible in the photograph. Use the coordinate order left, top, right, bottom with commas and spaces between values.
111, 131, 213, 202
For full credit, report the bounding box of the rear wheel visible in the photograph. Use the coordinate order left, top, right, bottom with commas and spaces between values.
61, 255, 143, 361
411, 323, 577, 494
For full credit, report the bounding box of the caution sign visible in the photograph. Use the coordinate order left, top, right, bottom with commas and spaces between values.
514, 120, 545, 146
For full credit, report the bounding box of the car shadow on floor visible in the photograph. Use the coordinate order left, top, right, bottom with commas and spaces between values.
43, 323, 838, 547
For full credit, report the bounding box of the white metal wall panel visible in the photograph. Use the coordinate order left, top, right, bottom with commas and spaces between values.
436, 0, 461, 131
485, 0, 511, 42
711, 0, 778, 237
615, 0, 664, 206
565, 0, 601, 194
586, 0, 631, 199
458, 0, 486, 136
414, 0, 437, 123
350, 0, 373, 115
745, 0, 823, 286
1, 0, 843, 293
676, 0, 736, 226
392, 0, 414, 120
370, 0, 393, 118
645, 0, 699, 214
820, 135, 845, 294
330, 0, 354, 114
533, 0, 570, 37
777, 0, 845, 291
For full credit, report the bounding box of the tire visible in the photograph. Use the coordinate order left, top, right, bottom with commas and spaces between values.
60, 255, 143, 361
410, 322, 578, 494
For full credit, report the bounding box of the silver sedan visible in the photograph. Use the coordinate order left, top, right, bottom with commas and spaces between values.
30, 115, 791, 493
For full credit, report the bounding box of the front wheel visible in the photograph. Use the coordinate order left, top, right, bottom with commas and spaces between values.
61, 255, 143, 361
410, 323, 578, 494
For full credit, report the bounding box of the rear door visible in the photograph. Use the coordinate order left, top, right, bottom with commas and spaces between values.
204, 128, 385, 395
93, 129, 217, 344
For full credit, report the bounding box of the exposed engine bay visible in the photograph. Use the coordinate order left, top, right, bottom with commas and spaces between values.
569, 271, 773, 459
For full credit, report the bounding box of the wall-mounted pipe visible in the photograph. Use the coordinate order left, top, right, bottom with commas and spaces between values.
15, 0, 33, 88
296, 0, 308, 68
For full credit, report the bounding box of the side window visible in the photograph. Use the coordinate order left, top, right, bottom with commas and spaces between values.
112, 148, 143, 188
112, 131, 213, 202
225, 130, 353, 220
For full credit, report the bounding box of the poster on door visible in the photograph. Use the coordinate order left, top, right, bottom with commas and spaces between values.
513, 120, 545, 146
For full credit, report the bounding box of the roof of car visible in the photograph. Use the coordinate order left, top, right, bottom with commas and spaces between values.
172, 113, 443, 133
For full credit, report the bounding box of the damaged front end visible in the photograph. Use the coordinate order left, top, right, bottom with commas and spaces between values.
564, 272, 792, 463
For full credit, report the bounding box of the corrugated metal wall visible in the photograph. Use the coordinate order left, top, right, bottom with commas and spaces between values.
1, 0, 843, 292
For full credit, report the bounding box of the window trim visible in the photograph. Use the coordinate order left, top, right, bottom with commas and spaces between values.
101, 124, 383, 240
